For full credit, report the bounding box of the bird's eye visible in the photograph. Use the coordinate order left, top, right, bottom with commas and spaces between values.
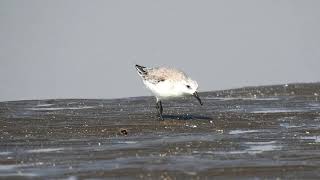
186, 85, 191, 89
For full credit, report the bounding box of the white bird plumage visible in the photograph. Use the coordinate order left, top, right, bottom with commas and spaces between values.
135, 64, 202, 120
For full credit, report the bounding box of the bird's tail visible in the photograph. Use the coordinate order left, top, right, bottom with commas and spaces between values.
135, 64, 148, 76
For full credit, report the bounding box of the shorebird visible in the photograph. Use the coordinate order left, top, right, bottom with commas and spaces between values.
135, 64, 203, 120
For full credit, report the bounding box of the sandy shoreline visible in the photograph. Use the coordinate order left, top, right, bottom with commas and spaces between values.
1, 83, 320, 179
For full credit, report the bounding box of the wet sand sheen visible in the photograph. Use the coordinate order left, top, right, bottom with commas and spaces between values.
0, 83, 320, 179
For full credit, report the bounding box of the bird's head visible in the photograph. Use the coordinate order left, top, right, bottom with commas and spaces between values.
179, 78, 203, 105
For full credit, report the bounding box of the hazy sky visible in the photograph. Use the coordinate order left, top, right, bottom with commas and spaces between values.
1, 0, 320, 102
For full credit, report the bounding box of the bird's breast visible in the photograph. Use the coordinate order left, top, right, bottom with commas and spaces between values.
143, 80, 183, 98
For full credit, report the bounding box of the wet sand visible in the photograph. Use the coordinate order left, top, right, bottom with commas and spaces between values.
1, 83, 320, 179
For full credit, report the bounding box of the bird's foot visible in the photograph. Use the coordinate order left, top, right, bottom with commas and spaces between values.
158, 114, 164, 121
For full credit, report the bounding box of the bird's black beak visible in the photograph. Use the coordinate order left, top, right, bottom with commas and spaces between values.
193, 91, 203, 105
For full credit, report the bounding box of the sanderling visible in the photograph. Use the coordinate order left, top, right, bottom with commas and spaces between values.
135, 64, 202, 120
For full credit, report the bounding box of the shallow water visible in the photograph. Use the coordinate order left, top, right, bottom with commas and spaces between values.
1, 83, 320, 179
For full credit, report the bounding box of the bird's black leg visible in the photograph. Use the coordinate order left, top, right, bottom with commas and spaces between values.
156, 100, 164, 120
159, 101, 163, 117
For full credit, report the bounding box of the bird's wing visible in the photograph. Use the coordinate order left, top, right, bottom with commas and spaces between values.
136, 65, 187, 84
145, 72, 165, 84
135, 64, 147, 76
146, 67, 183, 84
135, 64, 162, 84
148, 67, 187, 82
